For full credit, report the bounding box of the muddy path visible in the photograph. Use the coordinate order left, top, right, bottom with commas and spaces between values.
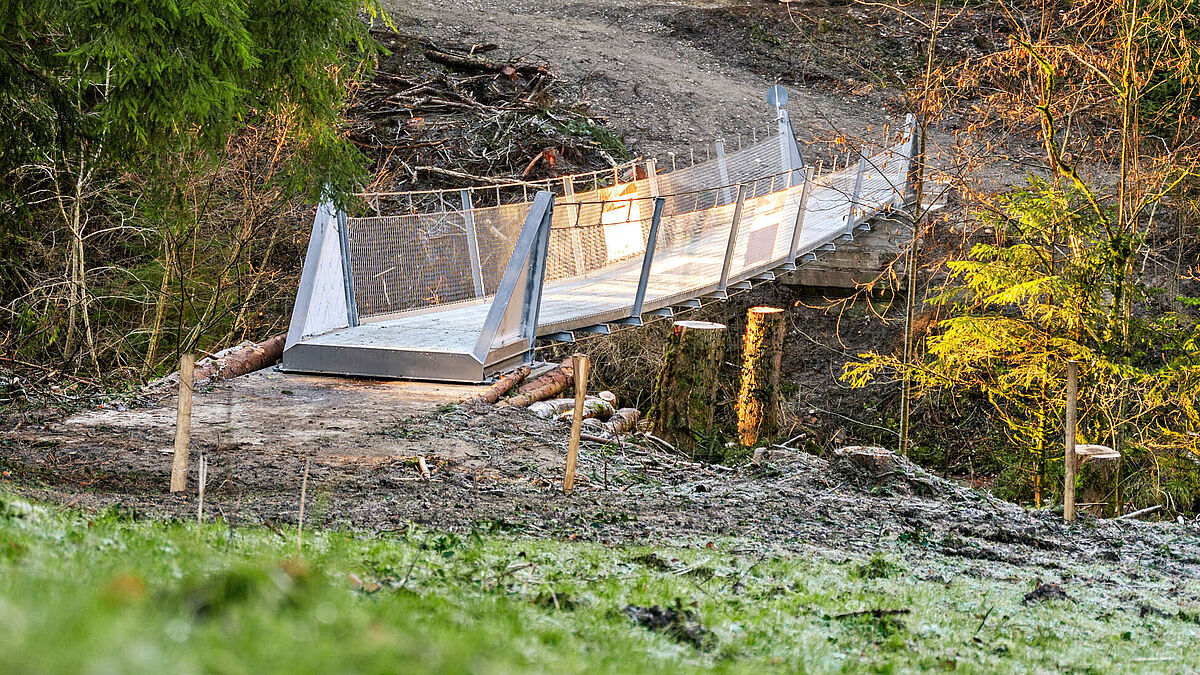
387, 0, 911, 160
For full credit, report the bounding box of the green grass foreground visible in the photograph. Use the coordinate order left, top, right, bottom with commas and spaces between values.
0, 494, 1197, 673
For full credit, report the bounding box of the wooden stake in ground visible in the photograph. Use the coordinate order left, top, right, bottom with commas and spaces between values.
1064, 360, 1078, 523
563, 353, 589, 494
736, 307, 786, 447
297, 456, 311, 556
650, 321, 726, 452
197, 453, 208, 525
170, 353, 195, 492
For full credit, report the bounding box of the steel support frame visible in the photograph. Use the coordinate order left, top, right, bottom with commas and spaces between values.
846, 153, 868, 236
717, 184, 749, 293
335, 206, 359, 328
630, 197, 666, 319
788, 165, 815, 261
715, 139, 734, 204
473, 191, 554, 364
461, 190, 485, 297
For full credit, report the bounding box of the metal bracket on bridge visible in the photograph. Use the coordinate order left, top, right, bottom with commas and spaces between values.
472, 191, 554, 364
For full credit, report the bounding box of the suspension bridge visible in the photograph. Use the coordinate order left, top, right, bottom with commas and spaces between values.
281, 104, 918, 382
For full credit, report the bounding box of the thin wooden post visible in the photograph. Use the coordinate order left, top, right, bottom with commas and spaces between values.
170, 353, 194, 492
196, 453, 208, 525
563, 353, 589, 494
1064, 360, 1078, 523
297, 456, 311, 555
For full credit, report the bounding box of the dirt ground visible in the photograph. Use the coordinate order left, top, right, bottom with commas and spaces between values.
392, 0, 907, 160
6, 369, 1200, 594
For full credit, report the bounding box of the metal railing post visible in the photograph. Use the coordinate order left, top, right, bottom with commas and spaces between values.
846, 153, 868, 236
630, 197, 665, 319
718, 184, 749, 292
715, 139, 733, 204
522, 201, 554, 352
461, 190, 485, 298
901, 113, 919, 206
335, 206, 359, 328
562, 176, 586, 276
788, 165, 816, 261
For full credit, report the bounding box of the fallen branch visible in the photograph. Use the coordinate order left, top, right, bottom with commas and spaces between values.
415, 165, 540, 187
834, 608, 910, 619
1115, 504, 1163, 521
423, 48, 552, 79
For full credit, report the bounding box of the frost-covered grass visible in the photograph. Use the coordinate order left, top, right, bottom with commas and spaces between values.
0, 492, 1196, 673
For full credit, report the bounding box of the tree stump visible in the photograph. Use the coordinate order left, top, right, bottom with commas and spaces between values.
736, 306, 786, 447
1075, 444, 1121, 516
650, 320, 726, 451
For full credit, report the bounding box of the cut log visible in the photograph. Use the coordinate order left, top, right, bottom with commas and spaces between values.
582, 407, 641, 439
529, 398, 577, 419
736, 307, 786, 447
147, 333, 285, 393
530, 396, 615, 420
553, 398, 616, 422
462, 365, 530, 405
1075, 444, 1121, 516
501, 359, 574, 408
423, 47, 551, 79
650, 321, 726, 451
603, 408, 640, 435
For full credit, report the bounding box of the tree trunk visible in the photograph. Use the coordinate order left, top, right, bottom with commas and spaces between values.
736, 306, 786, 447
650, 320, 726, 451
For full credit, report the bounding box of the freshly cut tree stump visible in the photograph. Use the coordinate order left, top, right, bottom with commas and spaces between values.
1074, 444, 1121, 516
501, 359, 574, 408
650, 321, 727, 451
736, 307, 786, 447
462, 365, 529, 405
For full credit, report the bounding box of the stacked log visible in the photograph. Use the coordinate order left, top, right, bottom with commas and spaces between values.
462, 365, 530, 405
499, 359, 574, 408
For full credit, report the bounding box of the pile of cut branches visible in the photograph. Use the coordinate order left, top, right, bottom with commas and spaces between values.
347, 31, 628, 200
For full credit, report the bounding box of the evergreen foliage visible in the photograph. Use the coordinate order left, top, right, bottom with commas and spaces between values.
845, 178, 1200, 512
